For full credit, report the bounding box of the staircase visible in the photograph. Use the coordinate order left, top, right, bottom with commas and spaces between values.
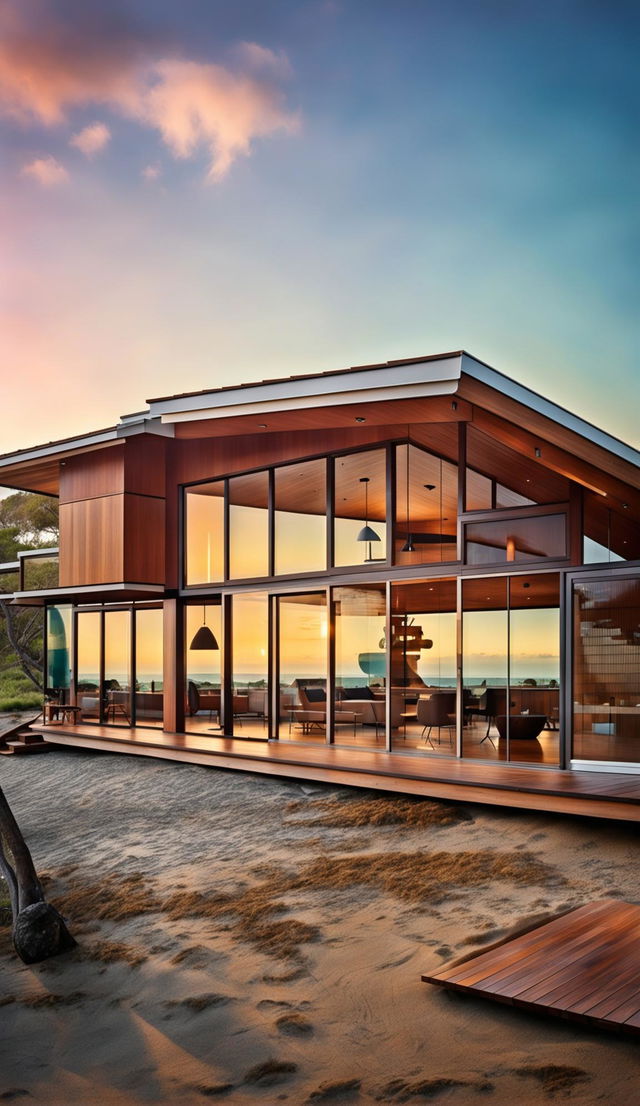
0, 717, 52, 757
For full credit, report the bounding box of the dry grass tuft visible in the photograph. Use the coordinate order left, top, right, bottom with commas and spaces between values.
165, 993, 231, 1013
275, 1011, 314, 1036
243, 1059, 297, 1085
308, 1077, 362, 1100
85, 939, 147, 967
377, 1076, 493, 1100
52, 871, 161, 923
20, 991, 87, 1008
287, 796, 470, 830
288, 849, 562, 905
514, 1065, 590, 1096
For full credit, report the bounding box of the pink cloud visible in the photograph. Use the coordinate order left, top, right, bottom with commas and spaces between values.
70, 121, 111, 156
141, 163, 161, 181
21, 155, 68, 186
0, 3, 298, 180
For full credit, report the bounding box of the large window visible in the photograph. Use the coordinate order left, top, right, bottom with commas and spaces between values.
573, 576, 640, 764
104, 610, 132, 726
462, 575, 560, 764
184, 481, 224, 585
465, 512, 567, 566
76, 611, 101, 721
135, 607, 163, 728
185, 602, 222, 733
583, 493, 640, 565
390, 579, 457, 754
277, 593, 327, 741
232, 592, 269, 738
395, 444, 457, 565
334, 585, 386, 748
229, 471, 269, 579
334, 449, 387, 567
275, 459, 326, 575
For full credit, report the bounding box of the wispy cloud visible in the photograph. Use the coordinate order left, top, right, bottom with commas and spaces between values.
141, 163, 161, 181
0, 2, 298, 180
21, 154, 68, 186
70, 121, 111, 156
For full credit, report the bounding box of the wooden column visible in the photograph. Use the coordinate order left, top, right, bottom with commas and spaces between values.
163, 599, 185, 734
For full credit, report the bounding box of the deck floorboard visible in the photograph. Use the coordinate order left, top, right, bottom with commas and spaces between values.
422, 900, 640, 1035
29, 722, 640, 822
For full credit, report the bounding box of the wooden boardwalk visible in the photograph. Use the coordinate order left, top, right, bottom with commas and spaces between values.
30, 722, 640, 822
423, 900, 640, 1036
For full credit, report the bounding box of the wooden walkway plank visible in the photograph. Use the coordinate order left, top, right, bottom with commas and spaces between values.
29, 722, 640, 822
423, 900, 640, 1037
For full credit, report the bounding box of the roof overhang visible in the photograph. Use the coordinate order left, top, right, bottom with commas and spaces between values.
10, 583, 166, 607
148, 354, 464, 425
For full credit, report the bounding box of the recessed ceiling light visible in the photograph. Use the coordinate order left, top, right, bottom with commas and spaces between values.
258, 423, 267, 429
424, 484, 436, 491
355, 416, 366, 423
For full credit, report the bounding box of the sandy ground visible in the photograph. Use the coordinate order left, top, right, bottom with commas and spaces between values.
0, 748, 639, 1105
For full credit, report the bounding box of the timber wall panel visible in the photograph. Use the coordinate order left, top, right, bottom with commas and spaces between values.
59, 495, 124, 585
123, 493, 165, 583
59, 445, 125, 503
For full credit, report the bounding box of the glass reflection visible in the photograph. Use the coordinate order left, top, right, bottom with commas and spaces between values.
185, 603, 222, 733
135, 607, 163, 728
334, 585, 386, 748
104, 610, 131, 726
232, 592, 269, 738
185, 482, 224, 584
334, 449, 387, 566
275, 459, 326, 575
395, 444, 457, 566
229, 471, 269, 579
390, 579, 457, 754
76, 611, 101, 721
278, 593, 327, 741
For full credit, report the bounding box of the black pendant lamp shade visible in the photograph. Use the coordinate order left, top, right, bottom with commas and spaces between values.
190, 606, 219, 650
356, 477, 381, 544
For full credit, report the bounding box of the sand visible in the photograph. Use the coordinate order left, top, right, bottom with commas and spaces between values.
0, 747, 639, 1105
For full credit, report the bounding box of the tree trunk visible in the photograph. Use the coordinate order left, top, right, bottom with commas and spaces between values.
0, 787, 75, 963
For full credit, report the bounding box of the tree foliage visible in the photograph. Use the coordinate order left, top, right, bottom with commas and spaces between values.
0, 492, 59, 698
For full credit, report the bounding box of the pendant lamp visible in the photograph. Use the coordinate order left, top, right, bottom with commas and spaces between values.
356, 477, 381, 546
190, 605, 219, 650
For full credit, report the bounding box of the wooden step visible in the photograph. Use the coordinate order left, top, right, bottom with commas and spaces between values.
1, 739, 52, 755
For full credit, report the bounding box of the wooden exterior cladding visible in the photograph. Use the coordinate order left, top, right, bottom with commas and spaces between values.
59, 438, 166, 587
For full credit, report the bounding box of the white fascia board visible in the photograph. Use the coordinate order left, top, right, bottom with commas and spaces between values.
463, 354, 640, 469
0, 429, 120, 471
152, 356, 463, 425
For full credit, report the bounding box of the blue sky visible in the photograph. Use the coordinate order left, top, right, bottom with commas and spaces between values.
1, 0, 638, 453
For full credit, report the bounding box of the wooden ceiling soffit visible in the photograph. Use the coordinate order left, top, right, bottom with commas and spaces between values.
0, 440, 124, 497
469, 406, 640, 515
172, 394, 472, 439
459, 374, 640, 493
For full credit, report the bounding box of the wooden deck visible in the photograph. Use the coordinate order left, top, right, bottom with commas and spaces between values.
423, 900, 640, 1036
30, 722, 640, 822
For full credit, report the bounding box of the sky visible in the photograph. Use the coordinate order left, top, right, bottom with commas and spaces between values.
1, 0, 638, 458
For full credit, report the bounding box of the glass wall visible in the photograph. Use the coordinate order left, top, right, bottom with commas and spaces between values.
229, 471, 269, 579
104, 610, 132, 726
573, 575, 640, 764
46, 605, 72, 693
135, 607, 163, 728
275, 459, 326, 575
462, 574, 560, 764
185, 602, 222, 733
184, 481, 225, 585
390, 579, 457, 754
334, 585, 386, 748
232, 591, 269, 738
583, 493, 640, 565
465, 513, 567, 565
76, 610, 101, 720
395, 444, 457, 565
334, 449, 387, 566
278, 592, 327, 742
